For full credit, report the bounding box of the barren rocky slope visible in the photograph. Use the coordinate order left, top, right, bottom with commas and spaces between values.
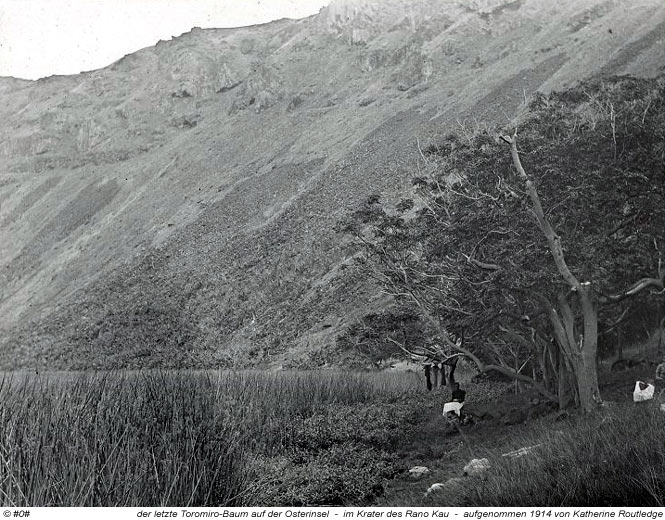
1, 0, 664, 369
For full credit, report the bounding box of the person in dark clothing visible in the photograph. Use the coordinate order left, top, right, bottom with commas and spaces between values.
452, 382, 466, 403
656, 362, 665, 381
444, 382, 472, 428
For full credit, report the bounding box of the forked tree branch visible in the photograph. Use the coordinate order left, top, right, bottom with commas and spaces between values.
501, 131, 582, 291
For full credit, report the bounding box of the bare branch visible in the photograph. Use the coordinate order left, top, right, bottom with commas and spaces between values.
606, 213, 638, 238
502, 133, 582, 291
498, 325, 537, 354
462, 253, 502, 271
598, 305, 632, 336
416, 137, 430, 164
385, 336, 427, 361
600, 273, 665, 303
417, 304, 557, 401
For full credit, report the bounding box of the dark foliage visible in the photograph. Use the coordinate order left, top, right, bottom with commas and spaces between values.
348, 75, 665, 390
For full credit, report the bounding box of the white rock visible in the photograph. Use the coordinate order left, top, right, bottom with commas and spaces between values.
425, 483, 445, 495
463, 458, 490, 475
409, 466, 430, 479
425, 478, 466, 497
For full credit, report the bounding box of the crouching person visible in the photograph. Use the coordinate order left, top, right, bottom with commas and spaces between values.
443, 383, 472, 426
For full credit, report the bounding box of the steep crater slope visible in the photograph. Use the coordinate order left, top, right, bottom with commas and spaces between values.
1, 0, 664, 369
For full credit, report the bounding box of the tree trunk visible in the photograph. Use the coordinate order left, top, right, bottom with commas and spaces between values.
574, 352, 601, 412
576, 285, 602, 411
432, 364, 440, 388
445, 358, 458, 389
547, 288, 601, 411
424, 364, 432, 391
557, 351, 576, 409
657, 306, 664, 356
557, 352, 566, 409
504, 134, 604, 411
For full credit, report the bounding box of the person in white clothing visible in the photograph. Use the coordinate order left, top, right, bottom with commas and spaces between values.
443, 401, 464, 417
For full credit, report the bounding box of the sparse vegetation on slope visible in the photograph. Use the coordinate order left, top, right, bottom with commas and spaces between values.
2, 1, 665, 370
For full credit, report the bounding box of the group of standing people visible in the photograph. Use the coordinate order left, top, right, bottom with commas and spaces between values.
420, 359, 471, 422
423, 357, 460, 391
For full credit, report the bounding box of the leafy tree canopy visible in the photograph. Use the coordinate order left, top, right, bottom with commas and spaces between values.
346, 76, 665, 390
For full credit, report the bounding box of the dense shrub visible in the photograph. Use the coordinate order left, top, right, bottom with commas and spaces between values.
252, 443, 399, 506
291, 401, 421, 452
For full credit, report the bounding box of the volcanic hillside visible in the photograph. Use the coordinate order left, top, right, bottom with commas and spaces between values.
1, 0, 664, 369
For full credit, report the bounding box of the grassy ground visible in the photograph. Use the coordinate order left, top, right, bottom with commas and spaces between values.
415, 402, 665, 507
379, 366, 665, 507
0, 369, 429, 507
3, 366, 665, 507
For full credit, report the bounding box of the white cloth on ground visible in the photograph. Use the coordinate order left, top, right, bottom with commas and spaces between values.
633, 381, 655, 402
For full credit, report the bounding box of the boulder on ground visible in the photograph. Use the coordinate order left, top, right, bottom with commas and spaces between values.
463, 458, 490, 476
408, 466, 430, 479
425, 477, 466, 496
425, 482, 445, 495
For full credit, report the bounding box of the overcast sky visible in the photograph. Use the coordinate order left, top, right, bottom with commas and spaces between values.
0, 0, 331, 80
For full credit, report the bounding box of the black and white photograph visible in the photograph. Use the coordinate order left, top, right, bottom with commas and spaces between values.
1, 0, 664, 509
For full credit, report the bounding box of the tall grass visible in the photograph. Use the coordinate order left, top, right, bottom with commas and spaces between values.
0, 370, 422, 506
428, 402, 665, 506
